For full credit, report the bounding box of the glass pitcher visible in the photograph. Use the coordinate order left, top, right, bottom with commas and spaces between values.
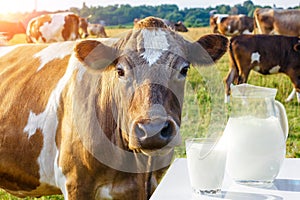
224, 84, 289, 185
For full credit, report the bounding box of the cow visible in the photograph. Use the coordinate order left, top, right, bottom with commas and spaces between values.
0, 20, 26, 41
224, 34, 300, 103
254, 8, 300, 36
0, 17, 228, 199
162, 19, 188, 32
88, 23, 108, 38
210, 14, 254, 36
26, 12, 89, 43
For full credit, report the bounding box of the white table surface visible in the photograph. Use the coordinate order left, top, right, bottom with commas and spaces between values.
150, 158, 300, 200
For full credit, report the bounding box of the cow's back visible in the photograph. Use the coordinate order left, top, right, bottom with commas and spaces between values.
0, 43, 73, 196
254, 8, 300, 36
273, 10, 300, 36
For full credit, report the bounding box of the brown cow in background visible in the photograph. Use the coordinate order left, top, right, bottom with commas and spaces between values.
26, 12, 89, 43
88, 23, 108, 38
224, 34, 300, 103
254, 8, 300, 36
210, 14, 254, 36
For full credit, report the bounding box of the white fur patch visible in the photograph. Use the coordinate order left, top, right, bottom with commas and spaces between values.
39, 14, 66, 42
23, 54, 82, 191
269, 65, 280, 74
96, 185, 113, 199
34, 41, 74, 71
0, 45, 21, 58
140, 29, 169, 66
216, 14, 228, 24
242, 29, 252, 34
251, 52, 260, 64
54, 150, 68, 200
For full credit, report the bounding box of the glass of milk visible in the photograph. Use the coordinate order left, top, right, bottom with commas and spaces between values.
185, 137, 227, 195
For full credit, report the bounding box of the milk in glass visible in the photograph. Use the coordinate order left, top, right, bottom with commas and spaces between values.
186, 138, 227, 194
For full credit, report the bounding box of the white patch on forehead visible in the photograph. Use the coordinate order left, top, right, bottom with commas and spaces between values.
34, 41, 74, 71
269, 65, 280, 74
140, 29, 169, 66
39, 14, 66, 42
251, 52, 260, 64
23, 54, 82, 188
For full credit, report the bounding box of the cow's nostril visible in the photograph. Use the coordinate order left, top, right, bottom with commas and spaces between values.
161, 121, 172, 138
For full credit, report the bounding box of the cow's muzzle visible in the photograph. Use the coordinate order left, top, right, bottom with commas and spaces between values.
130, 117, 180, 154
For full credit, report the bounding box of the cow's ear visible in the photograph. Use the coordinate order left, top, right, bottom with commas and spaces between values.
74, 40, 119, 71
188, 34, 228, 66
293, 43, 300, 52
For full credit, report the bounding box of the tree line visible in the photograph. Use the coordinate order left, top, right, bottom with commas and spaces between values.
69, 0, 299, 27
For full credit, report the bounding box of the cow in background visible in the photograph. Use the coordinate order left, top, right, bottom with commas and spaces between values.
224, 34, 300, 103
134, 18, 188, 32
254, 8, 300, 36
26, 12, 89, 43
0, 21, 26, 41
88, 23, 108, 38
210, 14, 254, 36
163, 19, 188, 32
0, 17, 228, 199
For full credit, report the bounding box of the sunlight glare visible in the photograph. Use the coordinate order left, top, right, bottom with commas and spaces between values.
0, 0, 36, 14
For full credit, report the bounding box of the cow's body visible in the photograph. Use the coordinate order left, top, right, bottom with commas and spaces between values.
224, 34, 300, 103
0, 17, 227, 199
88, 23, 108, 38
0, 20, 26, 41
26, 12, 89, 43
254, 8, 300, 36
210, 14, 254, 36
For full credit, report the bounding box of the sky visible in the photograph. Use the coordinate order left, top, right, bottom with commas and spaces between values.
0, 0, 299, 14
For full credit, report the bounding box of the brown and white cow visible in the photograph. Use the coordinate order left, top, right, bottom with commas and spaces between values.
224, 34, 300, 103
26, 12, 89, 43
0, 20, 26, 41
254, 8, 300, 36
210, 14, 254, 36
88, 23, 108, 38
0, 17, 227, 199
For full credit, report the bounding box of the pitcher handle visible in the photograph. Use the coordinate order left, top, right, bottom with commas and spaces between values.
275, 100, 289, 140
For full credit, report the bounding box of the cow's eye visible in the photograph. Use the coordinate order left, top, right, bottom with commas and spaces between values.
116, 66, 125, 77
180, 66, 189, 77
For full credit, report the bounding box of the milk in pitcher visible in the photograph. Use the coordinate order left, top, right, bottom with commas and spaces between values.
224, 115, 286, 183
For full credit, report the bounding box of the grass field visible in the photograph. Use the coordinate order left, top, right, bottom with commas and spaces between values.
2, 27, 300, 199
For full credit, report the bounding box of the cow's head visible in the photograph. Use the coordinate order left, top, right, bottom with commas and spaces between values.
79, 17, 89, 38
74, 17, 228, 157
174, 21, 188, 32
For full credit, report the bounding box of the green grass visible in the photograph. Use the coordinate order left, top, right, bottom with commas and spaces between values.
3, 27, 300, 199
